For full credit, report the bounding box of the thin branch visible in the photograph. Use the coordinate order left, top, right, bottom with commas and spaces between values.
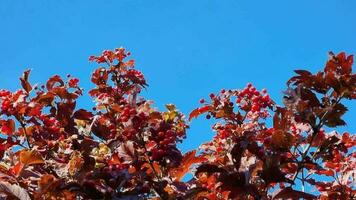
14, 115, 32, 149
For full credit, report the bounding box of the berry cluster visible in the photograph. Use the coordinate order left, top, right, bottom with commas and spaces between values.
0, 90, 16, 114
68, 77, 79, 88
236, 83, 272, 113
149, 128, 181, 161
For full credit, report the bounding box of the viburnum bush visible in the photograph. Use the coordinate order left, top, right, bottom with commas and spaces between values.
0, 48, 355, 200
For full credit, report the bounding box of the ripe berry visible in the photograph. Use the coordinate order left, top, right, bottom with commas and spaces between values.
251, 104, 259, 112
158, 131, 165, 138
199, 99, 205, 104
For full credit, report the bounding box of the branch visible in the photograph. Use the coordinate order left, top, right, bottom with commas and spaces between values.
291, 96, 342, 183
14, 115, 32, 149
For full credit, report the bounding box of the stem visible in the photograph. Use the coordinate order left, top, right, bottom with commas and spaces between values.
138, 131, 167, 199
291, 96, 342, 183
14, 115, 32, 148
301, 168, 305, 192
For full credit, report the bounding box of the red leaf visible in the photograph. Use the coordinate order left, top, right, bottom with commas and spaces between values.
169, 150, 206, 181
0, 119, 15, 135
316, 169, 334, 176
73, 109, 93, 121
19, 69, 32, 93
189, 105, 212, 121
46, 75, 64, 91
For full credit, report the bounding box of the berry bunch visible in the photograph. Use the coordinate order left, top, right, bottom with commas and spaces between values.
236, 83, 273, 114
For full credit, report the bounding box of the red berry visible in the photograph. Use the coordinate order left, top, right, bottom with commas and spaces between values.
199, 99, 205, 104
251, 105, 259, 112
236, 98, 241, 103
158, 131, 165, 138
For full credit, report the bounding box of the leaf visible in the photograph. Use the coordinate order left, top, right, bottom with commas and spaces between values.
316, 169, 334, 177
295, 69, 312, 76
141, 162, 162, 177
260, 155, 293, 184
169, 150, 206, 181
68, 152, 84, 176
46, 75, 64, 91
189, 105, 212, 121
34, 174, 62, 199
108, 154, 121, 165
272, 187, 316, 200
73, 109, 93, 121
35, 92, 55, 106
271, 129, 294, 150
117, 141, 136, 164
0, 119, 15, 135
323, 103, 348, 127
91, 67, 108, 86
9, 163, 23, 177
19, 69, 32, 93
19, 149, 44, 166
0, 181, 31, 200
163, 104, 178, 121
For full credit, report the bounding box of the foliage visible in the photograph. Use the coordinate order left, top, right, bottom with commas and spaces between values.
0, 48, 355, 200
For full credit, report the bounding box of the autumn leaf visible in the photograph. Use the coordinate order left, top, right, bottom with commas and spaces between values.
34, 174, 62, 199
46, 75, 64, 91
67, 152, 84, 176
0, 119, 15, 135
189, 105, 212, 121
35, 92, 55, 106
316, 169, 334, 177
19, 69, 32, 93
163, 104, 178, 121
271, 129, 294, 150
19, 150, 44, 166
169, 150, 206, 181
141, 161, 162, 177
73, 109, 94, 121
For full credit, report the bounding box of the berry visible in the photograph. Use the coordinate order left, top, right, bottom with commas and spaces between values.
251, 104, 259, 112
236, 98, 241, 103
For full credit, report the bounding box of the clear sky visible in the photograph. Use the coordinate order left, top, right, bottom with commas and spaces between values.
0, 0, 355, 152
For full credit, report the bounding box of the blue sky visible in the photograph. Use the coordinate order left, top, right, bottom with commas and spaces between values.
0, 0, 355, 152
